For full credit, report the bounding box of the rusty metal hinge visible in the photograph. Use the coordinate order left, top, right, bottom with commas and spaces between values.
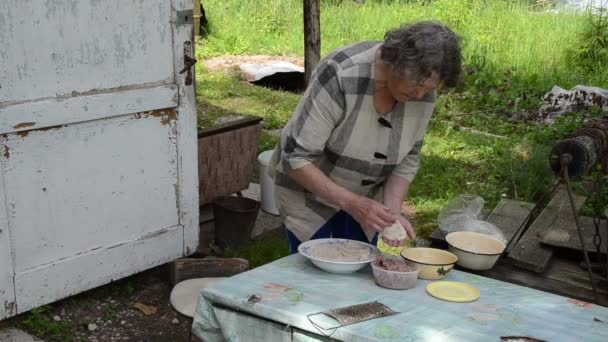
179, 41, 197, 86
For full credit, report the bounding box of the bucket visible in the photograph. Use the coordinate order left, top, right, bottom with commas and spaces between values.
258, 150, 280, 215
212, 196, 260, 248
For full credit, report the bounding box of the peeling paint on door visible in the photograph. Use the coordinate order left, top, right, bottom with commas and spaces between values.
132, 108, 177, 126
17, 125, 67, 138
3, 300, 16, 316
13, 122, 35, 129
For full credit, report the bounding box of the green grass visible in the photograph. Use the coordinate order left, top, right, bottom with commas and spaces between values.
198, 0, 607, 133
223, 230, 290, 268
197, 0, 608, 265
200, 0, 607, 86
17, 306, 74, 342
196, 67, 300, 130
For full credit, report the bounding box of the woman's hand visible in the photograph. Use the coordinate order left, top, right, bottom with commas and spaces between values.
344, 195, 395, 233
381, 215, 416, 247
397, 214, 416, 240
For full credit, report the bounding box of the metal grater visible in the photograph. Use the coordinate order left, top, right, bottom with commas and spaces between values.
307, 301, 398, 334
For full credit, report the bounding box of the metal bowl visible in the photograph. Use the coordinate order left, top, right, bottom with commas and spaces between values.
446, 231, 506, 271
400, 247, 458, 280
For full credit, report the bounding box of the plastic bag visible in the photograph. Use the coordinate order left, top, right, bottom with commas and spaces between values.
438, 195, 506, 244
438, 194, 485, 227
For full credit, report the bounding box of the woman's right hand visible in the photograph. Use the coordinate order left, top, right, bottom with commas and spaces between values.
344, 195, 396, 233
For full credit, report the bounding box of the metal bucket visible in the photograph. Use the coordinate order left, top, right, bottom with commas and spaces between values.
212, 196, 260, 248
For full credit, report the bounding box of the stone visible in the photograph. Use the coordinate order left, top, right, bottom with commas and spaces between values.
53, 315, 61, 321
0, 329, 43, 342
88, 323, 98, 332
172, 318, 180, 324
239, 61, 304, 83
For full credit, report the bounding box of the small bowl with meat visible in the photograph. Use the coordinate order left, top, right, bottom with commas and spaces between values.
371, 255, 421, 290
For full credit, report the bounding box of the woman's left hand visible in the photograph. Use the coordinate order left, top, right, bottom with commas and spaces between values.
382, 215, 416, 247
397, 215, 416, 240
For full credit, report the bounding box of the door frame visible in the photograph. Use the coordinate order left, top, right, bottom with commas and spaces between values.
172, 0, 200, 256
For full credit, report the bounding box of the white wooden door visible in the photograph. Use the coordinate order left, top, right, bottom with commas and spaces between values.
0, 0, 199, 319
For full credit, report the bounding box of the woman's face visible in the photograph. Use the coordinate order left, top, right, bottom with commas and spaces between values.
386, 69, 440, 102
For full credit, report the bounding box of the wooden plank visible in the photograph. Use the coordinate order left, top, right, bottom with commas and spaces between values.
0, 84, 178, 135
303, 0, 321, 86
0, 136, 17, 319
508, 186, 586, 273
169, 257, 250, 286
430, 199, 534, 245
172, 0, 200, 256
15, 225, 184, 314
0, 0, 174, 104
547, 257, 608, 294
486, 199, 535, 244
4, 113, 179, 272
472, 257, 608, 306
541, 216, 607, 253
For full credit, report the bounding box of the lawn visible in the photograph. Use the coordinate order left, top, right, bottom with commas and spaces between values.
196, 0, 607, 262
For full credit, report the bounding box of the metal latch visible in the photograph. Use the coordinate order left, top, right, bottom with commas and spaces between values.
179, 41, 197, 86
176, 9, 193, 27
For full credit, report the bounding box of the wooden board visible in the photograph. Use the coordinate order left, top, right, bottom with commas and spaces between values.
508, 186, 586, 273
4, 113, 180, 272
169, 257, 250, 286
0, 0, 174, 103
173, 0, 200, 256
0, 146, 17, 318
430, 199, 534, 246
470, 256, 608, 307
541, 216, 607, 253
16, 225, 184, 313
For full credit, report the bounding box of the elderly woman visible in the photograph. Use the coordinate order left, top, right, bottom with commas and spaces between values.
269, 21, 463, 253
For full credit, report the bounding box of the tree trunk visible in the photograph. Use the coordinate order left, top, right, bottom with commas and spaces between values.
303, 0, 321, 87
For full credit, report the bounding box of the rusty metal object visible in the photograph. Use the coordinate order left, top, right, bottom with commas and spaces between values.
179, 41, 197, 86
550, 118, 608, 178
561, 157, 600, 304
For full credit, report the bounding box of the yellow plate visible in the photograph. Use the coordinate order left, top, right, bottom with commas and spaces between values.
426, 281, 480, 303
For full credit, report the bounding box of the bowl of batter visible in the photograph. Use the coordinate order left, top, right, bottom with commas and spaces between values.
298, 238, 379, 274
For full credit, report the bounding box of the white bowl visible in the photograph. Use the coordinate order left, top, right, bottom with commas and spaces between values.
298, 238, 378, 274
446, 231, 506, 271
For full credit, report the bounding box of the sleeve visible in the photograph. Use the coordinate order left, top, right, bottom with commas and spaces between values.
279, 58, 345, 171
391, 139, 424, 182
391, 90, 437, 182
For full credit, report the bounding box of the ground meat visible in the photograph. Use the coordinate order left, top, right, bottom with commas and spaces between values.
375, 256, 417, 272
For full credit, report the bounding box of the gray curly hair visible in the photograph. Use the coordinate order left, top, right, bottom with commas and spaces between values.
380, 21, 463, 88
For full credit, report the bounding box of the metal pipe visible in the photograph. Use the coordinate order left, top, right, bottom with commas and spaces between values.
561, 156, 600, 303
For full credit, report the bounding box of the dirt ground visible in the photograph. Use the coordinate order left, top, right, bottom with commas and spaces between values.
1, 265, 193, 342
203, 55, 304, 72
